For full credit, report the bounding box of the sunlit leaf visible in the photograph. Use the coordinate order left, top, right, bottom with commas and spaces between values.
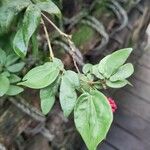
99, 48, 133, 78
92, 64, 104, 79
106, 80, 128, 88
18, 58, 63, 89
110, 63, 134, 81
74, 90, 113, 150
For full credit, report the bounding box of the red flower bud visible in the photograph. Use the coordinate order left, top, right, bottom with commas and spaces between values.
107, 97, 117, 112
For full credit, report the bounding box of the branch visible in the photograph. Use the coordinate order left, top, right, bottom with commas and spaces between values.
41, 13, 82, 73
42, 13, 71, 39
41, 18, 54, 60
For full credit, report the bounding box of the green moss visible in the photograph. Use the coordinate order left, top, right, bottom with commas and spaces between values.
127, 37, 134, 47
72, 25, 95, 47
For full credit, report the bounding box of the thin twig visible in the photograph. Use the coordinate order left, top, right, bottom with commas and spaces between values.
67, 39, 81, 73
41, 18, 54, 60
73, 57, 80, 73
53, 40, 84, 66
42, 13, 71, 39
42, 13, 81, 73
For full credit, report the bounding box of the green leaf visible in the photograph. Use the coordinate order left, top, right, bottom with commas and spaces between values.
6, 85, 24, 96
6, 53, 19, 66
99, 48, 133, 78
40, 77, 60, 115
13, 29, 26, 57
18, 59, 63, 89
1, 71, 10, 77
0, 74, 10, 96
110, 63, 134, 82
93, 84, 103, 90
60, 70, 80, 117
74, 90, 113, 150
9, 74, 21, 83
0, 0, 31, 35
79, 74, 92, 92
13, 4, 41, 57
86, 73, 94, 81
7, 62, 25, 73
53, 58, 64, 70
82, 63, 93, 74
92, 64, 104, 79
0, 49, 6, 65
0, 65, 2, 72
36, 0, 61, 17
106, 80, 128, 88
98, 55, 110, 76
32, 0, 50, 2
31, 32, 39, 57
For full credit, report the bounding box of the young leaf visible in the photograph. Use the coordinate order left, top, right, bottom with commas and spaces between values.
0, 49, 6, 65
98, 55, 110, 76
6, 53, 19, 66
106, 80, 128, 88
91, 64, 104, 79
79, 74, 92, 92
110, 63, 134, 82
6, 85, 24, 96
74, 90, 113, 150
0, 74, 10, 96
82, 63, 93, 74
13, 4, 41, 57
18, 59, 63, 89
36, 0, 61, 17
7, 62, 25, 73
60, 70, 80, 117
99, 48, 133, 78
86, 73, 94, 81
40, 77, 60, 115
9, 74, 21, 83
